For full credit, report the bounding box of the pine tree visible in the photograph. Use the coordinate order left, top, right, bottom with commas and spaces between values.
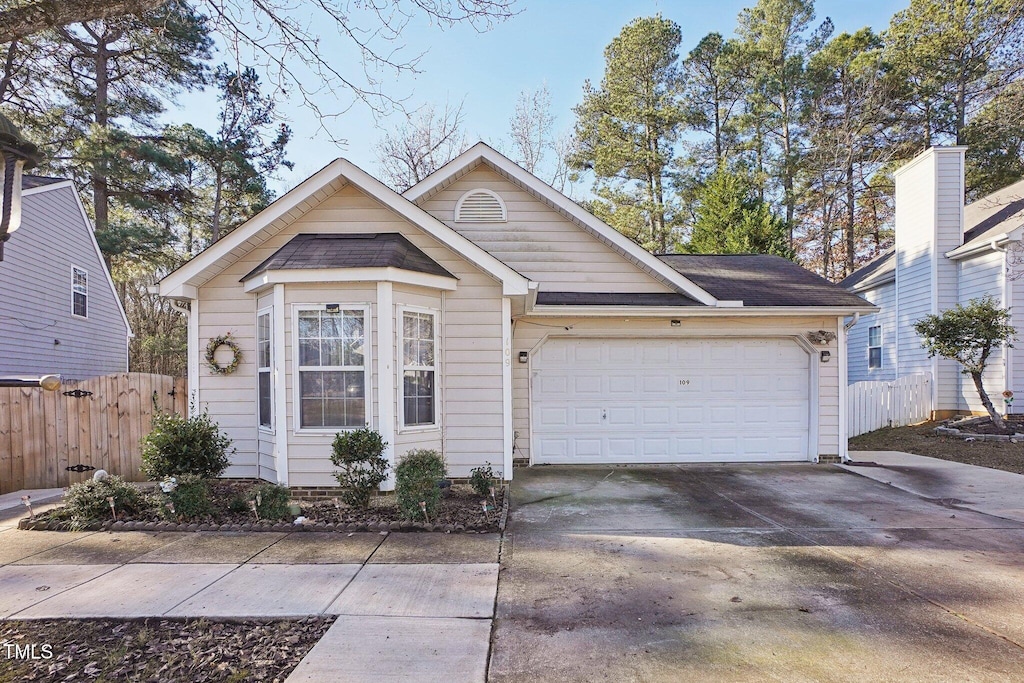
688, 167, 793, 258
569, 15, 685, 253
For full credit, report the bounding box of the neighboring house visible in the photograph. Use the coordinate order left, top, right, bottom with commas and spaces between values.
0, 176, 131, 380
841, 146, 1024, 417
158, 143, 873, 488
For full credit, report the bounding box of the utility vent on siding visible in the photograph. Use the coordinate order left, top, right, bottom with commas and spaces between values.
454, 189, 507, 223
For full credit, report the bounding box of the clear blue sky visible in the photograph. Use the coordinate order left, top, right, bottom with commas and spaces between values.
177, 0, 910, 194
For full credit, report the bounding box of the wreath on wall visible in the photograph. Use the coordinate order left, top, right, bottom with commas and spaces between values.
205, 334, 242, 375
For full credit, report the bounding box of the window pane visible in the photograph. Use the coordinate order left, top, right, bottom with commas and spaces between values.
301, 398, 323, 428
300, 371, 323, 397
73, 292, 87, 317
299, 340, 320, 367
403, 313, 417, 339
869, 348, 882, 369
418, 340, 435, 366
344, 311, 364, 338
344, 339, 364, 366
403, 339, 416, 366
258, 372, 272, 427
298, 312, 320, 339
404, 396, 434, 426
418, 314, 433, 340
322, 312, 344, 338
868, 326, 881, 347
404, 370, 434, 426
321, 338, 345, 366
344, 371, 365, 398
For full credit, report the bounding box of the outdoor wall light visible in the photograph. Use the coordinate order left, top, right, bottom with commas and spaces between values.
820, 350, 831, 363
670, 320, 681, 327
0, 112, 42, 261
325, 303, 340, 312
519, 351, 528, 363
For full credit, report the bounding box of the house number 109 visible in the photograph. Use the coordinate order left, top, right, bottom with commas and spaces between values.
678, 379, 691, 386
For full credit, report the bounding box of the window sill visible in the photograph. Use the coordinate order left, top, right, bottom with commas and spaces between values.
258, 427, 275, 436
398, 425, 441, 435
292, 426, 366, 437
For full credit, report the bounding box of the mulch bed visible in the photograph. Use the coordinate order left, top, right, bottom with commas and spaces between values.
0, 617, 333, 682
20, 481, 507, 534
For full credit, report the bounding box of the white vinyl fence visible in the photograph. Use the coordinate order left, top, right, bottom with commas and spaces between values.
848, 373, 933, 437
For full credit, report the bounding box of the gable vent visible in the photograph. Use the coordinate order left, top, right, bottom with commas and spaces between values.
455, 189, 507, 223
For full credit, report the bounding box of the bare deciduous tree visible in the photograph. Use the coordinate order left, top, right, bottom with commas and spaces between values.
1, 0, 518, 133
375, 101, 468, 191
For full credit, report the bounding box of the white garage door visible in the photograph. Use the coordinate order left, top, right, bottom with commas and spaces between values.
531, 338, 810, 464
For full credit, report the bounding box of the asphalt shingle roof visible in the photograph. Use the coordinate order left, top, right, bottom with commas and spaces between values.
242, 233, 455, 282
837, 249, 895, 291
657, 254, 871, 307
22, 175, 66, 190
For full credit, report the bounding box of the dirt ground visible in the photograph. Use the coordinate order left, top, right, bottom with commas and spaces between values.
849, 421, 1024, 474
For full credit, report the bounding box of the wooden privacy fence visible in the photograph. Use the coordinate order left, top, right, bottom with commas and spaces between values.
0, 373, 187, 495
848, 373, 932, 438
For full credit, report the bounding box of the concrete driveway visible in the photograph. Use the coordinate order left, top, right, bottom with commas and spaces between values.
490, 464, 1024, 682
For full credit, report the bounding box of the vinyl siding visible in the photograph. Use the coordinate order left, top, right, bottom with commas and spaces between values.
417, 166, 674, 293
0, 185, 128, 379
195, 183, 505, 486
511, 316, 842, 463
958, 250, 1005, 412
847, 282, 897, 383
893, 147, 965, 410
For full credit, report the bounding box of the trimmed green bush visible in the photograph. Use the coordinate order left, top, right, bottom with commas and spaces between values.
469, 464, 496, 497
331, 428, 389, 508
158, 474, 211, 521
140, 409, 234, 480
64, 476, 149, 523
250, 482, 292, 520
395, 449, 446, 520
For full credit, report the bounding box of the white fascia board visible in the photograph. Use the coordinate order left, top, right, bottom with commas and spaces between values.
403, 143, 719, 306
160, 158, 349, 296
524, 305, 879, 318
945, 229, 1020, 260
21, 179, 76, 197
242, 267, 458, 293
849, 273, 896, 293
62, 182, 133, 337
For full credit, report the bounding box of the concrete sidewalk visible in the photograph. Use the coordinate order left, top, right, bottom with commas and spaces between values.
0, 528, 499, 682
843, 450, 1024, 523
0, 488, 64, 525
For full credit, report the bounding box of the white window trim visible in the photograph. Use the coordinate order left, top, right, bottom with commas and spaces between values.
291, 303, 373, 435
257, 306, 274, 434
868, 325, 882, 370
454, 188, 507, 223
72, 266, 88, 319
398, 305, 440, 433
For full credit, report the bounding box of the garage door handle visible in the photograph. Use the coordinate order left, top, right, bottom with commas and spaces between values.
602, 409, 607, 420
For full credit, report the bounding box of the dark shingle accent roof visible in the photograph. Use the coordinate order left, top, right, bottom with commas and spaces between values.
837, 249, 895, 291
22, 175, 67, 190
657, 254, 871, 308
242, 233, 455, 282
536, 291, 701, 306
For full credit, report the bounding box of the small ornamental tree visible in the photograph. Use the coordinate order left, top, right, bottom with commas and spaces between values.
913, 297, 1016, 429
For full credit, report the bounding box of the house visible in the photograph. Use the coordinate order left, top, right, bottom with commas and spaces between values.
158, 143, 873, 489
841, 146, 1024, 418
0, 176, 131, 380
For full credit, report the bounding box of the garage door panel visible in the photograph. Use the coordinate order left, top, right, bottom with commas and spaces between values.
573, 407, 603, 426
532, 338, 810, 464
